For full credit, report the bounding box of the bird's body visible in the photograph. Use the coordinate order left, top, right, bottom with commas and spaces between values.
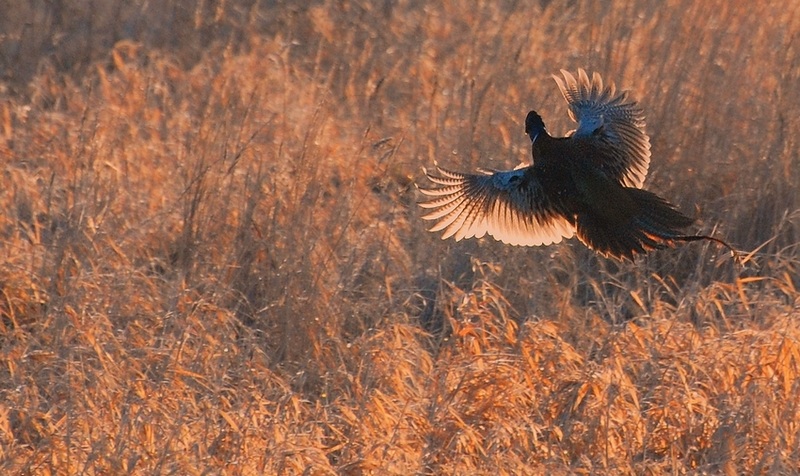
418, 69, 733, 260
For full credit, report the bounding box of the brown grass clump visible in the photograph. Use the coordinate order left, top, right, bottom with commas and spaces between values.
1, 0, 799, 474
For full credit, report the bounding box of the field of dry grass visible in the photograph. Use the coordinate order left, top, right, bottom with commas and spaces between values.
1, 0, 799, 474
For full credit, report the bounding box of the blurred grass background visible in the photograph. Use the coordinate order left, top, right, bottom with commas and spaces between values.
1, 0, 799, 473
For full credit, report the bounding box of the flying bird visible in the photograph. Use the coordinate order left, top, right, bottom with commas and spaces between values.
418, 69, 735, 260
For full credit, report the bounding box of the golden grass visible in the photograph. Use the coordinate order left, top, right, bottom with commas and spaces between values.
1, 0, 799, 474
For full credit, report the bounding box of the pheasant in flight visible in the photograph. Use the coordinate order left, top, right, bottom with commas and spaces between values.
418, 69, 734, 260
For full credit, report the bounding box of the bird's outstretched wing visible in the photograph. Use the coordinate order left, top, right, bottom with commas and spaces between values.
553, 69, 651, 189
418, 165, 575, 246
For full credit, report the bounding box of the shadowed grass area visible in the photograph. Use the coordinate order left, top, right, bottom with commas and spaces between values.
1, 0, 799, 473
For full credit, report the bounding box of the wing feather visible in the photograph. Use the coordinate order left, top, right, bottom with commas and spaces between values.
418, 165, 575, 246
553, 69, 651, 189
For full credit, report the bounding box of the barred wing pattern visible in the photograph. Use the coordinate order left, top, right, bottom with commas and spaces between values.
553, 69, 651, 189
418, 165, 575, 246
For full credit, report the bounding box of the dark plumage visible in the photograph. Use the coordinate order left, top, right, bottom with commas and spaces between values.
418, 69, 735, 260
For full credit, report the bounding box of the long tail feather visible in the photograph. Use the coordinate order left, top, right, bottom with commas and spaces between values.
671, 234, 741, 263
575, 186, 737, 261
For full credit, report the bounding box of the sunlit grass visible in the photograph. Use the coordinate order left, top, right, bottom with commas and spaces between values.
1, 0, 798, 473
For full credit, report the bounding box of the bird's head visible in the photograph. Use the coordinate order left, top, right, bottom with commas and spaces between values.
525, 110, 546, 143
